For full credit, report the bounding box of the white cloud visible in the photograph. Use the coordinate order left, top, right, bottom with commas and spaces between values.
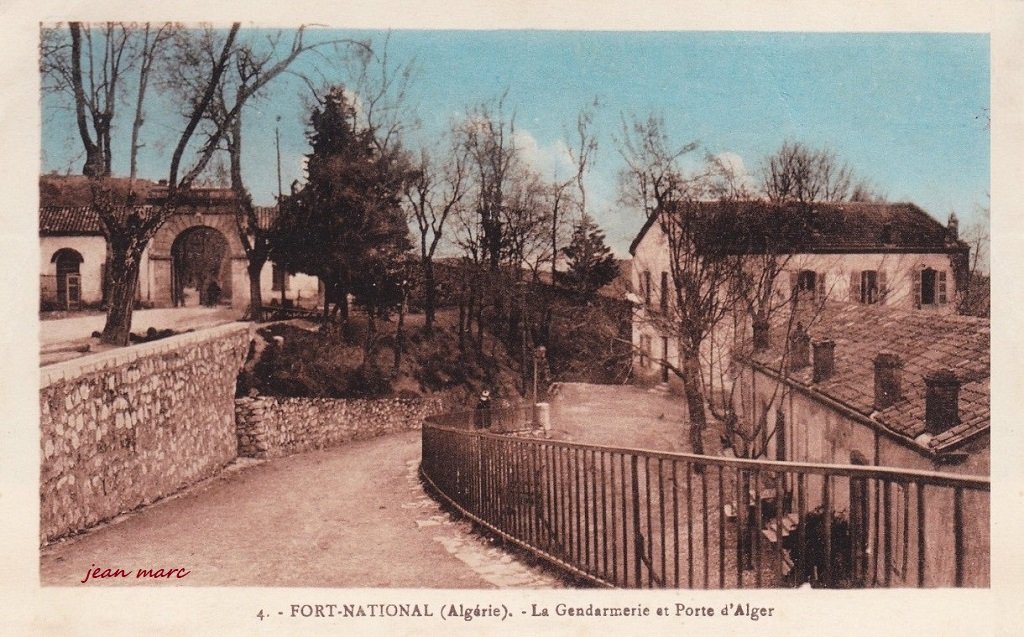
708, 150, 761, 196
513, 129, 576, 182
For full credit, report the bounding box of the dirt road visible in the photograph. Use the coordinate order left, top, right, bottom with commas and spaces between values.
40, 430, 560, 588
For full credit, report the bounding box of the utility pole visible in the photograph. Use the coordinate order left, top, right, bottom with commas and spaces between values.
275, 116, 283, 202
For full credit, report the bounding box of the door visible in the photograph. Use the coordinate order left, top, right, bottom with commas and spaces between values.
64, 274, 81, 310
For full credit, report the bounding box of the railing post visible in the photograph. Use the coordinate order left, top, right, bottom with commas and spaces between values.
631, 454, 643, 587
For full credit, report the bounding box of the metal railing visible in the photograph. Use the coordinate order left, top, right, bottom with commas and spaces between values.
420, 422, 989, 588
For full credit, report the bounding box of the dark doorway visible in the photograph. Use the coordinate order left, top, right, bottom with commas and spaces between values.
52, 248, 83, 310
171, 226, 230, 307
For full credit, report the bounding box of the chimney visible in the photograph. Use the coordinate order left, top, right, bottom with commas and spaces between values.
788, 325, 810, 371
947, 211, 960, 241
873, 351, 902, 409
924, 369, 961, 434
812, 339, 835, 383
752, 319, 769, 352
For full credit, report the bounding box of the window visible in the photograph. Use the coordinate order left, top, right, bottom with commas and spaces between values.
916, 268, 947, 307
642, 270, 652, 306
798, 270, 816, 294
660, 271, 669, 312
638, 335, 652, 368
660, 336, 669, 382
791, 269, 824, 301
852, 269, 888, 305
272, 263, 289, 292
860, 270, 877, 304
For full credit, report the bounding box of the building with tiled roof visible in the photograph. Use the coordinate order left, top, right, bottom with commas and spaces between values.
38, 175, 317, 311
734, 302, 989, 475
629, 199, 972, 390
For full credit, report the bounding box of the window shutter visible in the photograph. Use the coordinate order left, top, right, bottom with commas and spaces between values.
660, 271, 669, 312
878, 270, 887, 303
938, 270, 947, 304
816, 272, 826, 301
913, 269, 922, 309
789, 271, 798, 297
850, 271, 861, 303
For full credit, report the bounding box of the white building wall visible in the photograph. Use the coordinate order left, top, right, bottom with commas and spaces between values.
629, 221, 962, 384
259, 261, 321, 309
40, 236, 107, 305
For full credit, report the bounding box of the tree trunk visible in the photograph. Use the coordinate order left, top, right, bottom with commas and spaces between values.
423, 258, 436, 336
338, 285, 349, 328
248, 261, 264, 322
100, 243, 141, 346
394, 292, 407, 372
363, 310, 376, 364
681, 348, 707, 466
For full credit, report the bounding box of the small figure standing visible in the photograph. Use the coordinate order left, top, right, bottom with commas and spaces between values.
474, 389, 492, 429
205, 280, 221, 307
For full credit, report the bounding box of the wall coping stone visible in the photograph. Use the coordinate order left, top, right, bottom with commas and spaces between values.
40, 321, 254, 389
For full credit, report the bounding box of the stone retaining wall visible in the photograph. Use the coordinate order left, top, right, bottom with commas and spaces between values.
39, 323, 253, 544
235, 393, 457, 458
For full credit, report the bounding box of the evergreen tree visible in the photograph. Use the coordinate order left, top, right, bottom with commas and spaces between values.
559, 215, 619, 298
273, 87, 411, 329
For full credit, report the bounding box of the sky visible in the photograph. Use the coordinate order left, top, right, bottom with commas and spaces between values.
40, 29, 990, 257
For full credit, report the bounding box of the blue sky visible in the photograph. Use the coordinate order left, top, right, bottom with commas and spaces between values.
40, 30, 990, 256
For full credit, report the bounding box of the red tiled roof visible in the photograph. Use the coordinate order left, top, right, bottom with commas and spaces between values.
39, 206, 103, 235
40, 204, 280, 235
743, 303, 989, 454
629, 200, 966, 256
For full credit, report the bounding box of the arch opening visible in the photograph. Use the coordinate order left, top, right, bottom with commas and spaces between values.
170, 226, 231, 307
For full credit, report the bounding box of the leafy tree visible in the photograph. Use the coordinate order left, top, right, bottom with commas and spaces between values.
559, 215, 619, 299
274, 87, 411, 334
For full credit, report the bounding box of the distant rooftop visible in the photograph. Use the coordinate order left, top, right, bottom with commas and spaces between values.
629, 200, 966, 256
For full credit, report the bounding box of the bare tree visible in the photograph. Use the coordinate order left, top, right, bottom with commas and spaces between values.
616, 112, 699, 219
618, 115, 725, 457
44, 22, 241, 344
761, 141, 854, 204
41, 23, 133, 177
404, 140, 468, 335
549, 104, 599, 282
190, 27, 367, 321
129, 23, 175, 182
457, 95, 520, 273
953, 203, 989, 318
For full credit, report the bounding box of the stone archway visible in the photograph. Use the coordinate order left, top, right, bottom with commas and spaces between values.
148, 211, 248, 308
171, 226, 231, 306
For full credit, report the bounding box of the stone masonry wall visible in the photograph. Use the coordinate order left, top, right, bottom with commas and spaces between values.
39, 323, 254, 544
235, 393, 457, 458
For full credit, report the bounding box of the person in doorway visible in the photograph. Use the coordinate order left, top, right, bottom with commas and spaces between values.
205, 280, 221, 307
474, 389, 492, 429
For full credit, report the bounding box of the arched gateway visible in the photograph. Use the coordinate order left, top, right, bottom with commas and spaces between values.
148, 212, 248, 309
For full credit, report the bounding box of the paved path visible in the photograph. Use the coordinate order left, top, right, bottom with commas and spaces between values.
550, 382, 690, 451
41, 306, 241, 349
40, 431, 561, 588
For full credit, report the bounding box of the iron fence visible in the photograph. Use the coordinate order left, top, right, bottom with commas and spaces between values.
420, 422, 989, 588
